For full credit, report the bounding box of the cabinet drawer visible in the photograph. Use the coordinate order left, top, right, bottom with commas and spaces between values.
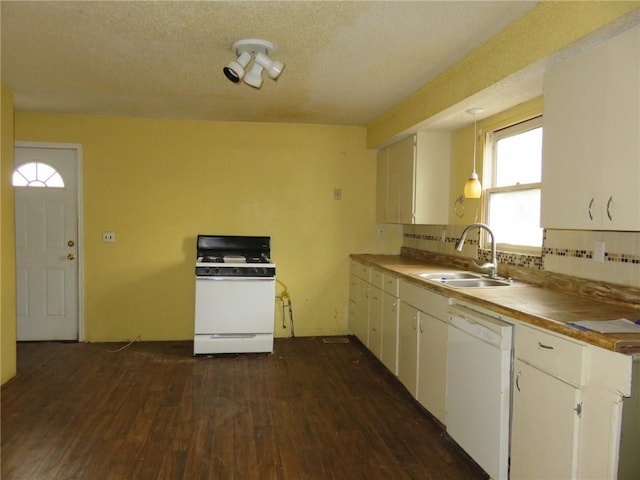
351, 261, 370, 281
370, 268, 384, 289
383, 274, 399, 296
515, 324, 587, 386
399, 280, 450, 320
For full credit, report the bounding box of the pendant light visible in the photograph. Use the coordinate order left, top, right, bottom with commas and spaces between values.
464, 108, 484, 199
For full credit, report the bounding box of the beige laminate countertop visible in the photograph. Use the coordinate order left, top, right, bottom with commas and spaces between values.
352, 254, 640, 354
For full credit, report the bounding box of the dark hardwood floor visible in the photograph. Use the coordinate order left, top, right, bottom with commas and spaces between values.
1, 337, 488, 480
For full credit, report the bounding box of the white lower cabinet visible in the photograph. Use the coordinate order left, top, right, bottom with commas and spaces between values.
398, 280, 449, 416
348, 262, 395, 370
368, 285, 383, 359
510, 323, 632, 480
417, 311, 447, 423
381, 273, 399, 374
398, 301, 419, 397
349, 260, 634, 480
511, 358, 581, 479
348, 261, 370, 346
354, 277, 370, 346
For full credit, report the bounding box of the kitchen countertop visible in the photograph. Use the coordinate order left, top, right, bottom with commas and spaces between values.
351, 254, 640, 354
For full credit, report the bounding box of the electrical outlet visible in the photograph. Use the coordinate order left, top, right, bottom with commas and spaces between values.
377, 227, 385, 238
594, 241, 605, 262
102, 231, 116, 243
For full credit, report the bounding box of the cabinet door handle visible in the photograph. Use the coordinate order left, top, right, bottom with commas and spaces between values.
606, 196, 613, 221
588, 198, 595, 221
419, 318, 424, 333
412, 315, 417, 330
392, 302, 396, 313
574, 402, 583, 418
538, 342, 554, 350
515, 372, 521, 392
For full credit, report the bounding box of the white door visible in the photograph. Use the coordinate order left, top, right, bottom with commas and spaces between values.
14, 146, 79, 341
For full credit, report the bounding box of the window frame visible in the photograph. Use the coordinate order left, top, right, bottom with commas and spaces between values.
483, 115, 543, 254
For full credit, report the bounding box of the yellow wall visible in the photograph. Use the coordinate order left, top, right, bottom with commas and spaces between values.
449, 97, 544, 225
367, 1, 640, 147
1, 84, 17, 384
14, 113, 402, 341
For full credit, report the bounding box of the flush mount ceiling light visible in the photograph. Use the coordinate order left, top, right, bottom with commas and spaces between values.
463, 108, 484, 199
223, 39, 285, 89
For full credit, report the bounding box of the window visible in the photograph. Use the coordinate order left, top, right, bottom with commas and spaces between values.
12, 162, 64, 188
484, 116, 542, 251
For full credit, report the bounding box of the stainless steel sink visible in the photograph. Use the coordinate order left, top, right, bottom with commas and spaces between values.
438, 278, 512, 288
414, 271, 482, 281
413, 271, 513, 287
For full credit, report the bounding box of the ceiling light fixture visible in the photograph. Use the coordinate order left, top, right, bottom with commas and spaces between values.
223, 51, 251, 83
463, 108, 484, 199
223, 39, 285, 89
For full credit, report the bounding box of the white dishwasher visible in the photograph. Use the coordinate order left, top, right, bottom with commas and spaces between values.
446, 303, 513, 480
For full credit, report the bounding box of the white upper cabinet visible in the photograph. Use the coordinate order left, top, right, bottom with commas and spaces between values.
376, 132, 451, 224
541, 25, 640, 230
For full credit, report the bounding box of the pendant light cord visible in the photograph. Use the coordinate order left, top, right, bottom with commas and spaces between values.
472, 115, 477, 173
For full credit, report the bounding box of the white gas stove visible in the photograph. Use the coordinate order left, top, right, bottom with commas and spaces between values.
193, 235, 276, 355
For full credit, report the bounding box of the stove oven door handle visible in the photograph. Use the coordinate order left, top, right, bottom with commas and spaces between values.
195, 276, 275, 281
209, 334, 257, 339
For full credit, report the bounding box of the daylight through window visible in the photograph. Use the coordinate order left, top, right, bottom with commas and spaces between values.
484, 116, 542, 251
12, 162, 65, 188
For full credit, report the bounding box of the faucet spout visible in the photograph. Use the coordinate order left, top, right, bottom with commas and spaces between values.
455, 223, 498, 278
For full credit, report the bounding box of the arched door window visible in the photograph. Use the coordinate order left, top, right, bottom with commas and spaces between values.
12, 162, 65, 188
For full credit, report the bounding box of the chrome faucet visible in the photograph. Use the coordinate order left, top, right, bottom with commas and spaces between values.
455, 223, 498, 279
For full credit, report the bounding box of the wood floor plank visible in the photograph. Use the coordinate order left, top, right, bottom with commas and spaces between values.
2, 338, 488, 479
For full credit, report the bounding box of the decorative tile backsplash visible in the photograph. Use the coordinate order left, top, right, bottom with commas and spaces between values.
403, 225, 640, 289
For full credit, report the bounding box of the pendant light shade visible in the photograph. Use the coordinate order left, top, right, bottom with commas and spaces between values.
464, 172, 482, 198
464, 108, 484, 199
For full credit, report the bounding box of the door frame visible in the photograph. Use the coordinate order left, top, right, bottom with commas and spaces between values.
14, 141, 85, 341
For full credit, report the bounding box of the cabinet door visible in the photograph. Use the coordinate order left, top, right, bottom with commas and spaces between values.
387, 135, 415, 223
598, 26, 640, 230
511, 359, 581, 479
414, 131, 451, 225
375, 148, 389, 223
347, 273, 359, 337
542, 26, 640, 230
368, 286, 383, 359
354, 278, 370, 346
417, 313, 447, 424
542, 50, 603, 229
381, 291, 399, 375
398, 302, 419, 397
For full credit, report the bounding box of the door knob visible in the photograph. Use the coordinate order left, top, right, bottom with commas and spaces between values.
67, 240, 75, 247
67, 253, 76, 260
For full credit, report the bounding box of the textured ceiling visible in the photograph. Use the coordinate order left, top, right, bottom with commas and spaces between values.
1, 0, 539, 127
